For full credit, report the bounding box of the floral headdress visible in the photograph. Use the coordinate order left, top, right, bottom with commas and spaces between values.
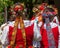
9, 3, 25, 16
14, 3, 24, 12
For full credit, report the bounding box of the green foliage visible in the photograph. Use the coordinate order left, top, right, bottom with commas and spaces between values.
0, 13, 4, 26
0, 0, 14, 26
0, 0, 14, 12
0, 0, 42, 25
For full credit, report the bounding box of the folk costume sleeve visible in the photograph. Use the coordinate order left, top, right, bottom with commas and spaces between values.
1, 25, 9, 45
1, 21, 14, 45
32, 17, 42, 48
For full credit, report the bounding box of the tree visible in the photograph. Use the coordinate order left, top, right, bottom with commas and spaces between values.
0, 0, 14, 24
0, 0, 42, 25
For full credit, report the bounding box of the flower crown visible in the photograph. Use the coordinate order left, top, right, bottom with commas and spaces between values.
33, 7, 39, 13
42, 8, 56, 18
9, 3, 25, 16
14, 3, 24, 12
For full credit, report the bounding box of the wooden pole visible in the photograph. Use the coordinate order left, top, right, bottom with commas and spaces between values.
4, 6, 7, 23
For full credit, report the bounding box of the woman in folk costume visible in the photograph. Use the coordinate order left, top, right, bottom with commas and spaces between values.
53, 7, 60, 48
32, 6, 43, 48
1, 3, 42, 48
52, 6, 60, 48
40, 8, 59, 48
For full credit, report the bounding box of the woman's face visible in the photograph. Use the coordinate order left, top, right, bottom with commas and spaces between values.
42, 8, 55, 22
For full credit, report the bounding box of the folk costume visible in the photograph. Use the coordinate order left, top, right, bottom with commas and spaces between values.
40, 8, 59, 48
2, 3, 41, 48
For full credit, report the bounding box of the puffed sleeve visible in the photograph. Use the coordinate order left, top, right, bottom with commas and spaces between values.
24, 19, 42, 40
33, 17, 42, 41
33, 18, 42, 47
1, 25, 9, 45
